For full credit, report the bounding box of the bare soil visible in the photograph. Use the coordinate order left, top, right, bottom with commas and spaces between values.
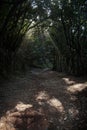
0, 69, 87, 130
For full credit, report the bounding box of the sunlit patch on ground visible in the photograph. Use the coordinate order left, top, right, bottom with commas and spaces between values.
15, 102, 33, 111
47, 97, 64, 113
62, 77, 75, 85
0, 70, 87, 130
0, 102, 48, 130
67, 82, 87, 93
63, 77, 87, 93
36, 91, 64, 113
70, 96, 78, 101
36, 91, 49, 101
68, 108, 79, 118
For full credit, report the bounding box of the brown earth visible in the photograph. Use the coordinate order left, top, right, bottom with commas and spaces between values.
0, 69, 87, 130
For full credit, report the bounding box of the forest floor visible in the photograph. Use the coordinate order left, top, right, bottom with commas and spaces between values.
0, 68, 87, 130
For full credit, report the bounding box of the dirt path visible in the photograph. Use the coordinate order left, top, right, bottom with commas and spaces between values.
0, 69, 87, 130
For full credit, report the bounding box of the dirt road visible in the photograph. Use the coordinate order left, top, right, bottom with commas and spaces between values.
0, 69, 87, 130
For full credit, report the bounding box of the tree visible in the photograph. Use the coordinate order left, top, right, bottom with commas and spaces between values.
0, 0, 87, 76
0, 0, 51, 75
49, 0, 87, 75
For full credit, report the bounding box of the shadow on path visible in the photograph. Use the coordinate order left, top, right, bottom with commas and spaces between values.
0, 69, 87, 130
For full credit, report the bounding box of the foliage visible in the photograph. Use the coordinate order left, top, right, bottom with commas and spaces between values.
49, 0, 87, 75
0, 0, 50, 75
0, 0, 87, 76
14, 27, 53, 71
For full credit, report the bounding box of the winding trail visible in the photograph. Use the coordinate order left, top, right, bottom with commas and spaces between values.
0, 69, 87, 130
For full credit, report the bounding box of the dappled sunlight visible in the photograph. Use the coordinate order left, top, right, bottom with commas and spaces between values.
0, 102, 48, 130
67, 82, 87, 93
35, 91, 64, 113
47, 97, 64, 113
36, 91, 49, 101
68, 108, 79, 118
15, 102, 33, 112
62, 77, 75, 85
70, 96, 78, 101
63, 77, 87, 93
0, 70, 87, 130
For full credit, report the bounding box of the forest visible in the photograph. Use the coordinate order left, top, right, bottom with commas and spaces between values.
0, 0, 87, 77
0, 0, 87, 130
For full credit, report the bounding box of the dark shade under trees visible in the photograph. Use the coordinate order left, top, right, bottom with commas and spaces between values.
0, 0, 87, 77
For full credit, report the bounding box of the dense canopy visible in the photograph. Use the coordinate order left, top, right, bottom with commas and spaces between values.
0, 0, 87, 76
